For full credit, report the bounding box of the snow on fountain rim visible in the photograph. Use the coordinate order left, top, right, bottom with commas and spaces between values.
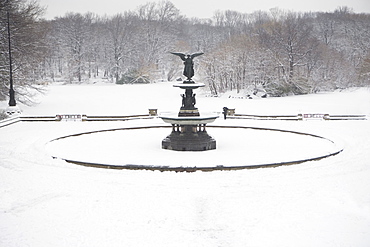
159, 111, 219, 125
173, 82, 205, 89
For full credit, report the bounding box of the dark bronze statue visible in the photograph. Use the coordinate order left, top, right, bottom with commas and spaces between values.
181, 89, 196, 109
171, 52, 204, 81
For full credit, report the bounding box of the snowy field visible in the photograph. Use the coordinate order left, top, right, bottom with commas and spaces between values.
1, 82, 370, 246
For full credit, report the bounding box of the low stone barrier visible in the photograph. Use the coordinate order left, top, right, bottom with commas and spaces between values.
1, 111, 367, 129
231, 113, 367, 121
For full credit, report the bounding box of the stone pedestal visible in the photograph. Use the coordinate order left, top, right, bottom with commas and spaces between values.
178, 109, 200, 117
5, 105, 21, 116
162, 124, 216, 151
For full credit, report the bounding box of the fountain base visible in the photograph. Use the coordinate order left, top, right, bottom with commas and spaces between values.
162, 124, 216, 151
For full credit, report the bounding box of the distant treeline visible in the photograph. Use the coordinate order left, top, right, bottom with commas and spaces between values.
1, 0, 370, 102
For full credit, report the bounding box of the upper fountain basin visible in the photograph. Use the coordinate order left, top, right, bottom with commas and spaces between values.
173, 82, 205, 89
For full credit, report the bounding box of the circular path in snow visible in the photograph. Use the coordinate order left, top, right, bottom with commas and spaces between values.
45, 125, 343, 172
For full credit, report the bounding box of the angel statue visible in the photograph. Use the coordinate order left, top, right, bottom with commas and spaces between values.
171, 52, 204, 82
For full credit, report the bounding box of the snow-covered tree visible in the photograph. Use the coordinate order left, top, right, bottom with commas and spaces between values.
53, 13, 94, 83
103, 12, 138, 83
17, 2, 369, 98
0, 0, 46, 103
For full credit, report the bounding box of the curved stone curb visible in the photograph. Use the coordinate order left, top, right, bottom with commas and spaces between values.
60, 149, 342, 172
49, 125, 343, 172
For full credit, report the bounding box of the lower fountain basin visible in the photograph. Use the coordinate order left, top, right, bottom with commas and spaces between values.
159, 112, 218, 151
159, 112, 219, 125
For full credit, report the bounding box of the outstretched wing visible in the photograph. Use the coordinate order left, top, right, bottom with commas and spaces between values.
190, 52, 204, 59
170, 52, 186, 61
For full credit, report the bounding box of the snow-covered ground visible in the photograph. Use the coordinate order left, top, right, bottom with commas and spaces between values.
1, 82, 370, 246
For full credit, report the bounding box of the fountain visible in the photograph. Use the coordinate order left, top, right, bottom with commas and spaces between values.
45, 52, 343, 169
160, 52, 218, 151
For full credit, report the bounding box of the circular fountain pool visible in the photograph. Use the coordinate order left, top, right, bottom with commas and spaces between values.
45, 125, 342, 172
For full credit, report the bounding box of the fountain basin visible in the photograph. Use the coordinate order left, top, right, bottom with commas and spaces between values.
159, 112, 218, 125
173, 82, 205, 89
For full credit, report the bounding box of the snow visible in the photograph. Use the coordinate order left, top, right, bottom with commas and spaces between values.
1, 82, 370, 247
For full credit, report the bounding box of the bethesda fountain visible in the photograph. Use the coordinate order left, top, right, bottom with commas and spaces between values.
159, 52, 218, 151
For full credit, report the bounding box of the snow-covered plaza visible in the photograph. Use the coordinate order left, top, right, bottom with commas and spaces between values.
1, 82, 370, 246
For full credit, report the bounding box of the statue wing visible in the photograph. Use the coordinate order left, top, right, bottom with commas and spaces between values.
170, 52, 186, 61
191, 52, 204, 59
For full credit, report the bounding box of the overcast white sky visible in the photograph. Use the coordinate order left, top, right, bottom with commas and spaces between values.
38, 0, 370, 19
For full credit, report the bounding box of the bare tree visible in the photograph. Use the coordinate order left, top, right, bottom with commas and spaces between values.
103, 12, 137, 83
0, 0, 47, 103
136, 1, 181, 81
258, 10, 319, 94
52, 13, 94, 83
